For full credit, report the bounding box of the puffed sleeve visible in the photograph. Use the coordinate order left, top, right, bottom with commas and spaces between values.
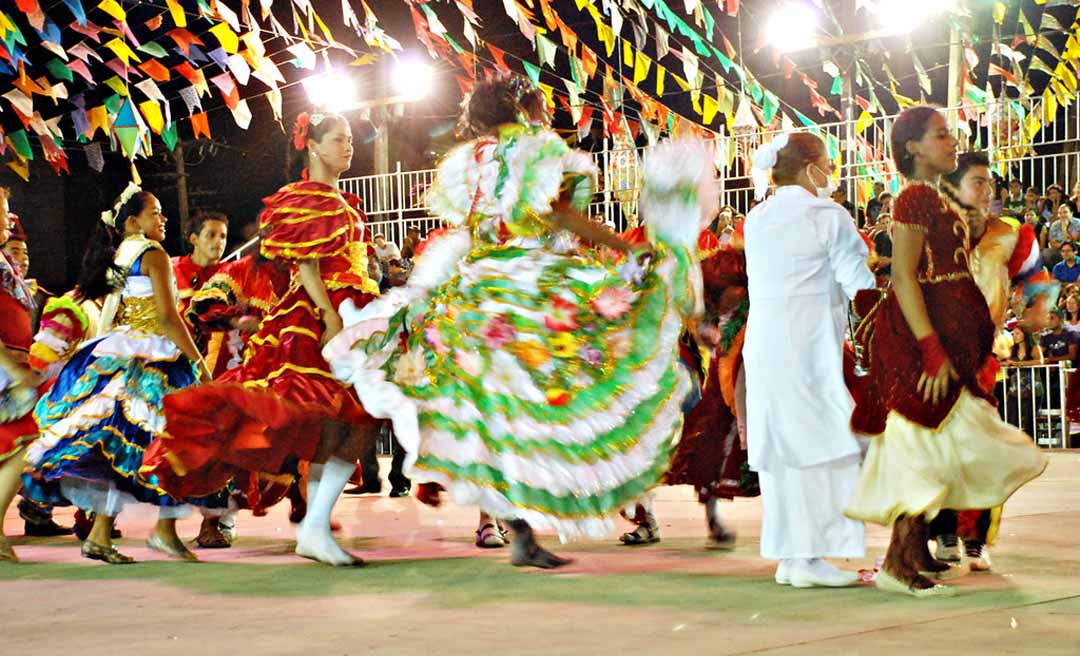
501, 129, 596, 227
259, 182, 358, 261
891, 183, 941, 234
187, 259, 249, 333
427, 140, 499, 227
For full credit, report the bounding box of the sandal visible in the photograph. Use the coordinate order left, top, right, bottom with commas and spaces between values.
0, 536, 18, 563
81, 540, 135, 565
475, 523, 507, 548
147, 533, 199, 562
196, 520, 232, 549
619, 523, 660, 546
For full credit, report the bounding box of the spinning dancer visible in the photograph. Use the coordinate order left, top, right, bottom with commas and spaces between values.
928, 152, 1049, 572
143, 112, 382, 567
22, 185, 217, 564
618, 229, 759, 548
324, 75, 709, 568
742, 132, 875, 588
847, 106, 1047, 597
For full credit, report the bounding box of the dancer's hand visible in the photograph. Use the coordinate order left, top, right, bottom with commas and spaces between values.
917, 359, 959, 405
230, 315, 260, 334
197, 359, 213, 383
321, 309, 343, 346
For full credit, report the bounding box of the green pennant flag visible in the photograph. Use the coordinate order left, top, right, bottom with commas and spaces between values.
793, 108, 816, 127
830, 76, 842, 96
104, 94, 123, 115
444, 34, 464, 54
46, 58, 73, 82
826, 133, 840, 160
749, 82, 763, 104
913, 54, 932, 95
162, 122, 178, 151
761, 91, 779, 125
137, 41, 168, 58
8, 129, 33, 160
569, 55, 585, 90
522, 60, 541, 86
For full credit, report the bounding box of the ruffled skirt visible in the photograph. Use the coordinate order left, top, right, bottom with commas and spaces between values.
326, 243, 699, 540
141, 287, 377, 499
845, 389, 1048, 526
0, 384, 43, 465
21, 330, 223, 514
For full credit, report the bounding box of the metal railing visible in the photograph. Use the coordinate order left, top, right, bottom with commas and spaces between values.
996, 362, 1074, 449
341, 93, 1080, 248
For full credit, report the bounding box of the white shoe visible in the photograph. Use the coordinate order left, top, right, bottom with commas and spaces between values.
934, 536, 962, 563
787, 558, 860, 588
968, 546, 992, 572
774, 560, 791, 585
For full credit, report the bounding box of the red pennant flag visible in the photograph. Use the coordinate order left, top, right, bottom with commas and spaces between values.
167, 28, 205, 57
486, 43, 511, 72
190, 112, 210, 139
139, 59, 170, 81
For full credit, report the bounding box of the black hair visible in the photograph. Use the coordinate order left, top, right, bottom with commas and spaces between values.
187, 210, 228, 240
285, 113, 348, 182
890, 105, 943, 177
457, 73, 545, 138
75, 190, 154, 302
942, 151, 990, 189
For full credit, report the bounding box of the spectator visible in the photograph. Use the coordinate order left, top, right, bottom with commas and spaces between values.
1068, 180, 1080, 215
1023, 208, 1046, 250
870, 212, 892, 279
1053, 241, 1080, 283
401, 226, 422, 260
1003, 179, 1026, 216
1040, 309, 1077, 363
372, 233, 401, 263
1041, 203, 1080, 267
1041, 184, 1066, 221
830, 185, 856, 219
1064, 295, 1080, 335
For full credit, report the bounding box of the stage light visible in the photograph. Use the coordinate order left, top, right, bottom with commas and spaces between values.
302, 70, 359, 112
764, 3, 819, 53
392, 56, 435, 100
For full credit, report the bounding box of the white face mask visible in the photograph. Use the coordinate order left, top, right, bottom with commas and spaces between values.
808, 163, 837, 199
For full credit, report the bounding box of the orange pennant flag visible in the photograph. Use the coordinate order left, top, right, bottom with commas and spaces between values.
85, 105, 110, 139
167, 28, 204, 57
581, 46, 598, 79
190, 112, 210, 140
139, 59, 170, 82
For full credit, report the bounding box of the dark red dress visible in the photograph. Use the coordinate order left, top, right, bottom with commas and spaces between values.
851, 183, 997, 435
142, 182, 381, 499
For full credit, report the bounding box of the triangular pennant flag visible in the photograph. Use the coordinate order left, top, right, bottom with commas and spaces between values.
227, 53, 251, 85
210, 72, 239, 109
230, 99, 252, 129
209, 22, 239, 54
85, 142, 104, 171
85, 105, 109, 138
104, 37, 140, 66
6, 130, 32, 160
139, 59, 170, 81
178, 85, 201, 114
138, 100, 164, 134
111, 97, 146, 159
161, 122, 178, 151
655, 25, 670, 61
522, 60, 540, 85
536, 34, 557, 68
136, 41, 168, 58
98, 0, 126, 22
135, 78, 165, 102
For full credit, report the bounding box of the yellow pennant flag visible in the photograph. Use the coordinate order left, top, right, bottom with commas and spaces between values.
104, 76, 129, 96
209, 23, 239, 54
856, 109, 874, 134
105, 38, 141, 66
702, 95, 718, 125
992, 2, 1006, 25
165, 0, 187, 27
633, 52, 651, 85
6, 157, 29, 182
139, 100, 165, 134
98, 0, 126, 22
656, 67, 665, 97
85, 105, 110, 139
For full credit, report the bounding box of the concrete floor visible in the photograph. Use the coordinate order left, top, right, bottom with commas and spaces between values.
2, 452, 1079, 655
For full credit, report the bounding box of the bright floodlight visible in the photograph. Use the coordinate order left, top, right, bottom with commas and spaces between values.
392, 57, 434, 100
302, 70, 358, 112
765, 3, 819, 53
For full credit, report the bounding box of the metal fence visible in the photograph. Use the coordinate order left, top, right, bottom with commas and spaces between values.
343, 93, 1080, 246
997, 363, 1075, 449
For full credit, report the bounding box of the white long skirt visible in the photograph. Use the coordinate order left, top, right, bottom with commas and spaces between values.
758, 453, 865, 560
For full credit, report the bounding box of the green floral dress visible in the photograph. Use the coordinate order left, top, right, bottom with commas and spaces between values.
325, 125, 709, 539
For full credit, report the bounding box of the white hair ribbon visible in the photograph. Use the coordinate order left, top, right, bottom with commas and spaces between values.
749, 133, 791, 201
99, 181, 142, 227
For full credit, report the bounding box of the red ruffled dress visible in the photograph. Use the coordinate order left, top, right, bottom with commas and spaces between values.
0, 251, 39, 464
846, 184, 1047, 526
142, 182, 380, 499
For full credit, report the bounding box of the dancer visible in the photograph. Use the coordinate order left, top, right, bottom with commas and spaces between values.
324, 75, 708, 568
847, 106, 1048, 597
0, 188, 47, 562
143, 111, 382, 567
928, 152, 1049, 572
21, 185, 215, 564
618, 229, 759, 548
172, 210, 228, 333
741, 132, 875, 588
183, 246, 292, 546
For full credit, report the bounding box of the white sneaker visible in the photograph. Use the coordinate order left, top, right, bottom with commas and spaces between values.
774, 560, 791, 585
968, 546, 992, 572
787, 558, 860, 588
934, 535, 962, 562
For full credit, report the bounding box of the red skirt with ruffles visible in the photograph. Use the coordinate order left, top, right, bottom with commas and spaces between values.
142, 287, 377, 499
850, 279, 997, 436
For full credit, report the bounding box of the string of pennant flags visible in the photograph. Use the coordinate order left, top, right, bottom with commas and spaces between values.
3, 1, 1080, 183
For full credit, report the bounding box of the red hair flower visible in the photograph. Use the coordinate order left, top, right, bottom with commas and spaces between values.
292, 112, 311, 151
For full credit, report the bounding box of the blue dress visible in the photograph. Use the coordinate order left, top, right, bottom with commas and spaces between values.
22, 235, 223, 516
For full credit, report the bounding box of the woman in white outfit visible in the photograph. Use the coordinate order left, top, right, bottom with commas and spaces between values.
742, 132, 876, 588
